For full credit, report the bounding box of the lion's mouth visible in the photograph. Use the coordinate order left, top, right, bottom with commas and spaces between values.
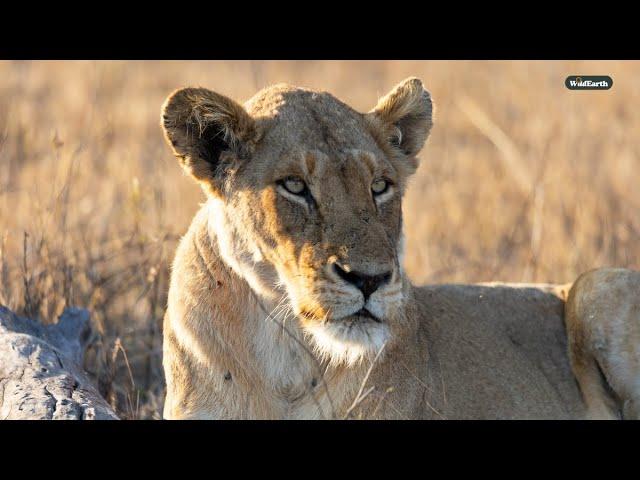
331, 307, 382, 324
353, 308, 382, 323
301, 307, 383, 324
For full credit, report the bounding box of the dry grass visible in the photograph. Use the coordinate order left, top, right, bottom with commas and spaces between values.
0, 60, 638, 419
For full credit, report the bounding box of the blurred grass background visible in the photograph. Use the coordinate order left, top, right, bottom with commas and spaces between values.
0, 60, 638, 418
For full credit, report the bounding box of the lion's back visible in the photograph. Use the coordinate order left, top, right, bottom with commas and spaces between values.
410, 282, 584, 418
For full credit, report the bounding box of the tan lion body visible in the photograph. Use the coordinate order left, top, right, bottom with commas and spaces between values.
162, 204, 586, 419
565, 268, 640, 419
160, 78, 590, 419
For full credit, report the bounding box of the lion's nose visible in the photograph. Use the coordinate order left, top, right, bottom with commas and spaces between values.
333, 263, 392, 301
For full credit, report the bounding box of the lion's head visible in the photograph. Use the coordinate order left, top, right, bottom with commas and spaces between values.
161, 78, 433, 365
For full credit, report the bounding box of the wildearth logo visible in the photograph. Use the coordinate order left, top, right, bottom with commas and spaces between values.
566, 75, 613, 90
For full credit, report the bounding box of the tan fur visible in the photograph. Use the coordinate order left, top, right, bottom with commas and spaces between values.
565, 268, 640, 419
160, 78, 589, 419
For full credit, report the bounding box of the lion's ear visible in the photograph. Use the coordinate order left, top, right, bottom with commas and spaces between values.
161, 87, 257, 194
367, 77, 433, 159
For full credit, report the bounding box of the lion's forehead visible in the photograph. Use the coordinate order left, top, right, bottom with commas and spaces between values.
246, 85, 381, 154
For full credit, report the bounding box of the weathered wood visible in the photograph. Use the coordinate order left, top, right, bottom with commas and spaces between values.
0, 306, 118, 420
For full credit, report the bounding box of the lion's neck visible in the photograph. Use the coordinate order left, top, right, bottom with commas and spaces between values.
175, 200, 375, 418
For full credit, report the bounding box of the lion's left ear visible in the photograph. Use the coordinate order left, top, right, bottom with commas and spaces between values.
367, 77, 433, 159
161, 87, 258, 196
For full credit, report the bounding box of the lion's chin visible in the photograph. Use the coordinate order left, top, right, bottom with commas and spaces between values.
303, 314, 390, 367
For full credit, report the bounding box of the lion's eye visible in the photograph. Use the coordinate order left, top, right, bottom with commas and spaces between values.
371, 179, 389, 195
282, 177, 307, 195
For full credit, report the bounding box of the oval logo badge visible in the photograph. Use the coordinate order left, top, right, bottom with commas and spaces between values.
565, 75, 613, 90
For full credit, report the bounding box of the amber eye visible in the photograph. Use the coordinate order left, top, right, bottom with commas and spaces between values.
282, 177, 307, 195
371, 178, 389, 195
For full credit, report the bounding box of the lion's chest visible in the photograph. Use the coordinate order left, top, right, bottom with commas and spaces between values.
252, 315, 324, 414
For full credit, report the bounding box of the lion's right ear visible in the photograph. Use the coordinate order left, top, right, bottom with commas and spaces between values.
367, 77, 433, 161
161, 87, 257, 194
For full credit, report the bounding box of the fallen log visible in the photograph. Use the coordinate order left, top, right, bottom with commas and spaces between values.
0, 306, 119, 420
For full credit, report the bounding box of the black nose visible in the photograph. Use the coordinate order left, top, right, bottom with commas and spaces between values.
333, 263, 392, 301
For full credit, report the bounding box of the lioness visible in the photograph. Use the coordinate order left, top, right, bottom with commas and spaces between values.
565, 268, 640, 419
160, 78, 586, 419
